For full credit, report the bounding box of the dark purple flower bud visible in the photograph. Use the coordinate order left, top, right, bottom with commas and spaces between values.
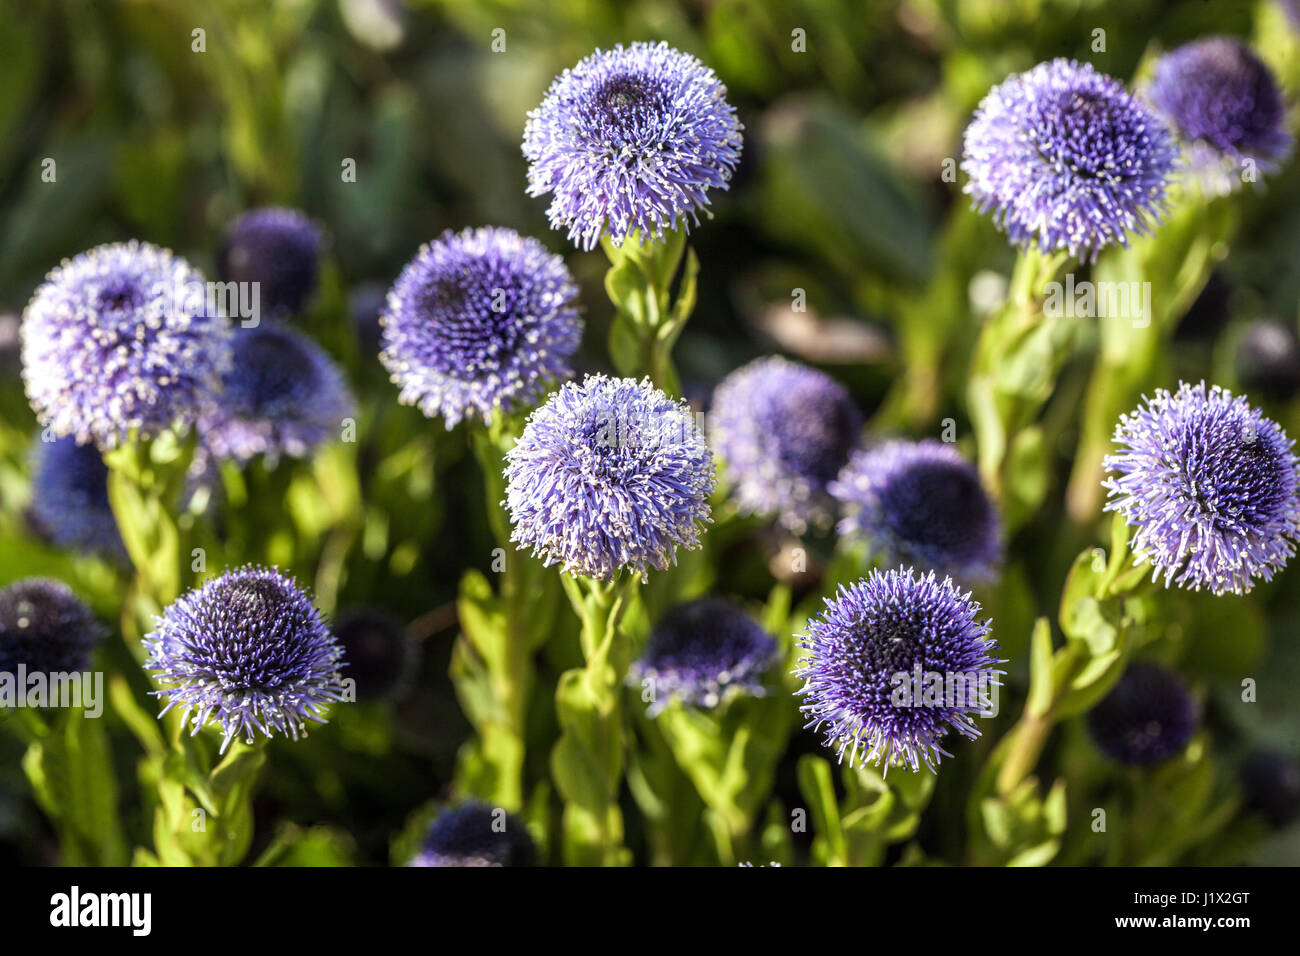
0, 579, 104, 676
1086, 662, 1198, 766
408, 803, 536, 867
218, 208, 322, 318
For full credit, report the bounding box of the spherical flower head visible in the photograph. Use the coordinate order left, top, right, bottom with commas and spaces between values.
1086, 662, 1198, 766
504, 374, 714, 582
795, 568, 1000, 772
21, 241, 233, 449
143, 565, 346, 752
831, 440, 1001, 582
1240, 748, 1300, 828
380, 227, 581, 428
1103, 382, 1300, 595
198, 322, 355, 465
1146, 37, 1292, 197
523, 41, 743, 250
962, 59, 1177, 262
218, 207, 322, 318
28, 436, 125, 560
333, 607, 415, 701
630, 598, 777, 716
408, 803, 536, 867
708, 356, 861, 533
0, 578, 104, 675
1235, 319, 1300, 402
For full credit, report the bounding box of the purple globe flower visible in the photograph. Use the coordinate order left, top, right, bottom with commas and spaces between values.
1146, 37, 1292, 196
333, 607, 416, 701
708, 356, 861, 533
28, 436, 125, 560
218, 207, 322, 318
795, 568, 1001, 772
1103, 382, 1300, 595
21, 241, 233, 449
198, 322, 354, 465
523, 41, 743, 250
143, 565, 347, 752
380, 227, 581, 428
630, 598, 777, 716
962, 59, 1177, 262
504, 374, 714, 581
1240, 748, 1300, 827
831, 440, 1001, 582
408, 803, 536, 867
0, 579, 104, 676
1086, 662, 1198, 766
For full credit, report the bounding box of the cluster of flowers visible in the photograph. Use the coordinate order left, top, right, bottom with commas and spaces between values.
4, 33, 1299, 866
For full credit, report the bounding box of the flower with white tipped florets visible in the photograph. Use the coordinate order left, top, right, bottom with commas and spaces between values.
504, 374, 714, 581
143, 565, 346, 752
523, 41, 743, 250
1146, 37, 1292, 197
1103, 382, 1300, 595
198, 322, 354, 465
708, 356, 861, 533
831, 440, 1001, 582
21, 241, 233, 449
380, 227, 581, 428
795, 567, 1001, 772
408, 803, 536, 867
630, 598, 777, 716
962, 59, 1178, 262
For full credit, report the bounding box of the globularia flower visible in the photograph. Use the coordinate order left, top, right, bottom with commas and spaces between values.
630, 598, 777, 716
1240, 748, 1300, 827
0, 579, 104, 675
795, 568, 1001, 772
380, 227, 581, 428
333, 607, 415, 701
1146, 37, 1292, 196
143, 565, 346, 752
962, 59, 1177, 262
28, 436, 125, 560
218, 207, 322, 318
1086, 662, 1198, 766
523, 41, 743, 249
198, 323, 354, 465
1235, 319, 1300, 402
408, 803, 536, 867
1103, 382, 1300, 595
504, 374, 714, 581
21, 241, 233, 449
831, 440, 1001, 582
708, 356, 861, 533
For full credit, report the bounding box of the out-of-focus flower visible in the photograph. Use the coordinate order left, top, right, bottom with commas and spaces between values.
1103, 382, 1300, 595
504, 374, 714, 581
21, 241, 232, 449
1086, 662, 1198, 765
333, 608, 415, 701
962, 59, 1177, 262
1235, 319, 1300, 402
218, 208, 322, 319
408, 803, 535, 867
831, 440, 1000, 582
198, 323, 354, 465
1240, 748, 1300, 827
0, 579, 104, 675
1146, 37, 1292, 196
28, 436, 125, 560
708, 356, 861, 533
380, 227, 581, 429
630, 598, 777, 716
795, 568, 1001, 772
523, 42, 743, 249
348, 280, 388, 355
143, 565, 347, 752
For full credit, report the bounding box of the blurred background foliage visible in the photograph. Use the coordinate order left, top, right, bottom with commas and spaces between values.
0, 0, 1298, 865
